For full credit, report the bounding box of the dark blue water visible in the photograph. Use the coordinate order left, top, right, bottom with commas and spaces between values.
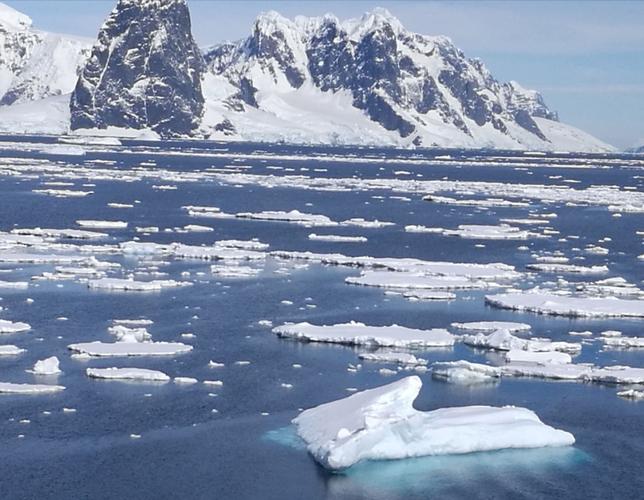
0, 137, 641, 499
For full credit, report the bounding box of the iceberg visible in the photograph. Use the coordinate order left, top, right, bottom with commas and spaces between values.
293, 376, 575, 470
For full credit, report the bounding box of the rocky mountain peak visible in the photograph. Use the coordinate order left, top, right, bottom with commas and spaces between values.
70, 0, 205, 137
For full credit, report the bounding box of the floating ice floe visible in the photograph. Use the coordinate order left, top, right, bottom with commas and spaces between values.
526, 264, 609, 274
308, 234, 367, 243
33, 189, 93, 198
463, 329, 581, 353
0, 280, 29, 289
617, 389, 644, 400
273, 321, 455, 348
504, 350, 572, 364
76, 220, 128, 229
431, 361, 501, 383
12, 227, 107, 240
501, 362, 644, 384
486, 292, 644, 318
442, 224, 534, 240
210, 264, 260, 278
271, 251, 520, 281
292, 376, 574, 470
346, 271, 494, 290
602, 336, 644, 348
451, 321, 531, 333
0, 319, 31, 334
236, 210, 337, 227
0, 382, 65, 394
88, 278, 191, 292
107, 325, 152, 343
183, 224, 213, 232
402, 290, 456, 301
69, 341, 192, 357
358, 351, 427, 366
0, 345, 25, 355
29, 356, 61, 375
86, 368, 170, 381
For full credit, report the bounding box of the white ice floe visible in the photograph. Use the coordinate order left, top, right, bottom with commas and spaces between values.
308, 234, 367, 243
402, 290, 456, 301
210, 264, 260, 278
442, 224, 534, 240
86, 368, 170, 382
0, 319, 31, 334
617, 389, 644, 400
183, 224, 213, 232
236, 210, 337, 227
69, 341, 192, 357
273, 251, 520, 284
33, 189, 93, 198
346, 271, 493, 290
107, 325, 151, 343
504, 350, 572, 364
292, 376, 574, 470
12, 227, 107, 240
451, 321, 531, 333
0, 280, 29, 289
486, 292, 644, 318
501, 362, 644, 384
174, 377, 198, 384
602, 336, 644, 348
273, 321, 455, 348
463, 329, 581, 354
431, 361, 501, 383
0, 382, 65, 394
526, 263, 608, 274
0, 345, 25, 355
30, 356, 61, 375
88, 278, 191, 292
358, 351, 427, 366
76, 220, 128, 229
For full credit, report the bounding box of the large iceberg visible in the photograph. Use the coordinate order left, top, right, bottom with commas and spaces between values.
293, 376, 575, 470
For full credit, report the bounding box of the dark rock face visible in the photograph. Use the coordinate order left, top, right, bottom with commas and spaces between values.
205, 9, 560, 146
70, 0, 204, 137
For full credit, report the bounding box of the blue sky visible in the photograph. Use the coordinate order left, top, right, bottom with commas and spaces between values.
6, 0, 644, 149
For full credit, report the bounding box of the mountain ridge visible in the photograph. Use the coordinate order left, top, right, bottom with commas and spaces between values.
0, 1, 615, 152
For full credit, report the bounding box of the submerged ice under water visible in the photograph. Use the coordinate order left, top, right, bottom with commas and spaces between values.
0, 136, 642, 499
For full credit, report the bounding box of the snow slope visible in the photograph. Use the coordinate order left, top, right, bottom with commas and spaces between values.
0, 2, 90, 106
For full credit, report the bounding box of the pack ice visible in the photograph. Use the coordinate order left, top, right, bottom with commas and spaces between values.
293, 376, 574, 470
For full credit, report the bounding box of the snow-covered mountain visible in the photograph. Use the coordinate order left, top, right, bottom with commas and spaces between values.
70, 0, 205, 137
201, 9, 612, 151
0, 2, 90, 105
0, 2, 614, 151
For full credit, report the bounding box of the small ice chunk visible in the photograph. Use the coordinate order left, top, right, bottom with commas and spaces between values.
30, 356, 62, 375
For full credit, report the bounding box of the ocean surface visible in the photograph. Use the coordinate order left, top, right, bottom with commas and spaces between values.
0, 136, 641, 499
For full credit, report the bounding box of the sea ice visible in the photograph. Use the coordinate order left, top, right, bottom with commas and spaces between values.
0, 382, 65, 394
293, 376, 574, 470
30, 356, 62, 375
486, 292, 644, 318
273, 322, 455, 348
69, 341, 192, 357
86, 368, 170, 382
